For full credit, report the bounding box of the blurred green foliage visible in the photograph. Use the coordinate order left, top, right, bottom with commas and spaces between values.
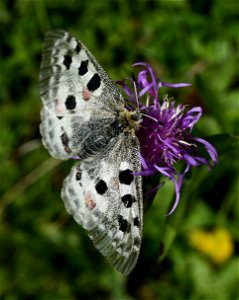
0, 0, 238, 299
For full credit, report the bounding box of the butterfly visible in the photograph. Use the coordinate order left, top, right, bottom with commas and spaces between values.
39, 30, 143, 275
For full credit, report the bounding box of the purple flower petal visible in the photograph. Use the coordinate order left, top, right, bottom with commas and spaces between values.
181, 107, 202, 131
117, 80, 134, 98
160, 82, 192, 88
166, 176, 181, 215
117, 62, 218, 214
193, 137, 218, 166
71, 156, 81, 160
183, 154, 200, 166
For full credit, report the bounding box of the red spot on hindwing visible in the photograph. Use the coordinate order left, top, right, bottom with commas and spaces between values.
82, 89, 91, 101
55, 102, 65, 115
111, 177, 120, 190
85, 192, 96, 210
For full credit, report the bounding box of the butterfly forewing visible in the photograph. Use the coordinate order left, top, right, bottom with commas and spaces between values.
39, 30, 143, 275
40, 30, 124, 159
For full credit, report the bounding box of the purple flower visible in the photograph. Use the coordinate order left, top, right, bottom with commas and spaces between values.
118, 63, 218, 214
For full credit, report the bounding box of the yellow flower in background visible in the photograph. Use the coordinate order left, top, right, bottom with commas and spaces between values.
188, 228, 234, 264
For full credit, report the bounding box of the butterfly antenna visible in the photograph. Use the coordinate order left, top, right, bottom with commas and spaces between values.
132, 80, 140, 111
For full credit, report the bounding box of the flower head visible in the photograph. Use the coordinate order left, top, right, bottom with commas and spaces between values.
118, 63, 218, 214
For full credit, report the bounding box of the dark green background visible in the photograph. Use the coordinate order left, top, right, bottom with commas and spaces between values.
1, 1, 238, 299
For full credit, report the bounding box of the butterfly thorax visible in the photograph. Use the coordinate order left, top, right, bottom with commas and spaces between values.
118, 108, 141, 133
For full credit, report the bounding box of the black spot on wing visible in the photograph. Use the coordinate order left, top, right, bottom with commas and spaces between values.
76, 171, 81, 181
118, 215, 129, 233
119, 169, 134, 185
60, 132, 71, 153
75, 42, 81, 53
95, 179, 108, 195
78, 60, 89, 76
63, 55, 72, 70
122, 194, 136, 208
87, 73, 101, 92
65, 95, 76, 110
133, 217, 139, 227
57, 116, 63, 120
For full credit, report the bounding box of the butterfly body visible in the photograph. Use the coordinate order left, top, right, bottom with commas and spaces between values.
40, 30, 143, 275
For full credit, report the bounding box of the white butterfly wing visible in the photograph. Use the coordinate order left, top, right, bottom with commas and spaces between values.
40, 30, 144, 275
40, 30, 124, 159
61, 134, 143, 275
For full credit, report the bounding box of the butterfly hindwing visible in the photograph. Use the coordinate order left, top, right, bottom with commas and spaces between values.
39, 30, 124, 159
61, 135, 143, 275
